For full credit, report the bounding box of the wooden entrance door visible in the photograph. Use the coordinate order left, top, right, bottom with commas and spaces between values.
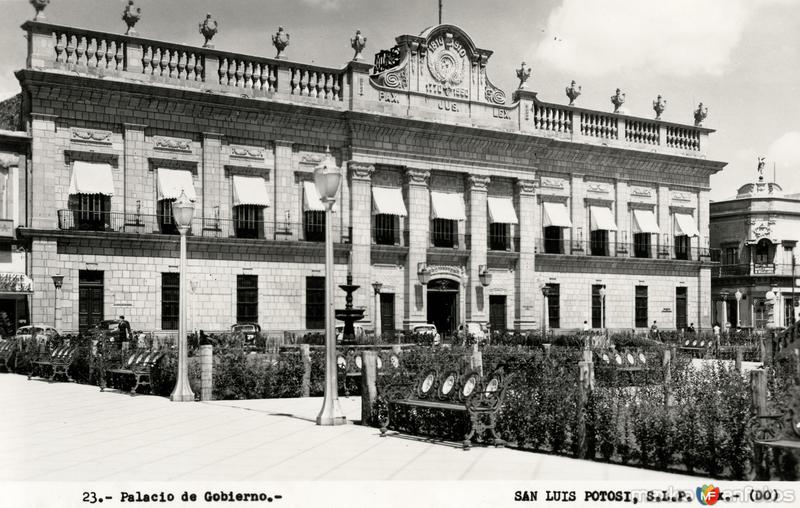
489, 295, 507, 332
380, 293, 395, 335
79, 271, 104, 332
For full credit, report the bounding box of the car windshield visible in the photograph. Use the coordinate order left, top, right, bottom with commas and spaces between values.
18, 327, 44, 334
414, 326, 435, 333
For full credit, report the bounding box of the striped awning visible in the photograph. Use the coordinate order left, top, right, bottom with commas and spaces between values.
632, 209, 660, 234
69, 161, 114, 196
430, 192, 466, 221
589, 206, 618, 231
303, 181, 325, 212
232, 175, 269, 207
157, 168, 197, 201
372, 187, 407, 216
487, 197, 518, 224
674, 213, 700, 237
542, 202, 572, 228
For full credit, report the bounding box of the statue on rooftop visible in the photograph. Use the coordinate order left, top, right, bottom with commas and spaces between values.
652, 94, 667, 120
610, 88, 626, 113
272, 26, 290, 60
566, 80, 581, 106
757, 157, 766, 181
351, 30, 367, 61
694, 102, 708, 126
122, 0, 142, 36
30, 0, 49, 21
516, 62, 531, 90
199, 14, 218, 48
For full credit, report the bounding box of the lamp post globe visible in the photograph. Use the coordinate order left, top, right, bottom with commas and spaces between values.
478, 265, 492, 287
314, 147, 346, 426
598, 287, 607, 331
170, 189, 195, 402
51, 274, 64, 329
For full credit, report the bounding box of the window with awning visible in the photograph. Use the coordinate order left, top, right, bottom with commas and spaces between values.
430, 191, 466, 221
371, 187, 407, 216
157, 169, 197, 201
303, 181, 325, 212
674, 213, 700, 237
589, 206, 618, 231
232, 175, 270, 207
487, 197, 518, 224
542, 202, 572, 228
631, 209, 660, 234
69, 161, 114, 196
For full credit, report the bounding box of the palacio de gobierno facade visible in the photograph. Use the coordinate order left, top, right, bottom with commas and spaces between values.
8, 8, 726, 336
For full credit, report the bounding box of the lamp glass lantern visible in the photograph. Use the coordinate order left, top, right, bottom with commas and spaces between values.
372, 281, 383, 294
417, 263, 431, 285
478, 265, 492, 287
172, 190, 195, 229
313, 147, 342, 205
51, 275, 64, 290
734, 290, 742, 301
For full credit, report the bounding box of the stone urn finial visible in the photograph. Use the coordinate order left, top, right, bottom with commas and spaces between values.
199, 13, 219, 49
516, 61, 532, 90
652, 94, 667, 120
30, 0, 50, 21
566, 80, 582, 106
272, 26, 290, 60
350, 30, 367, 61
694, 102, 708, 126
122, 0, 142, 36
610, 88, 626, 113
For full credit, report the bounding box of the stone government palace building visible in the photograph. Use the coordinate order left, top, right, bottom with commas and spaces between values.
0, 7, 727, 336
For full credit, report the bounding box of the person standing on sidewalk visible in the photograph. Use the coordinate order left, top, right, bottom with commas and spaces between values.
118, 316, 131, 347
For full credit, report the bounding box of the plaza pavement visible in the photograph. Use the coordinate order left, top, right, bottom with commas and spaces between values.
0, 374, 694, 481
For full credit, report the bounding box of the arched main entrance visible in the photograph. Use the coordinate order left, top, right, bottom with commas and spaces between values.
427, 278, 459, 336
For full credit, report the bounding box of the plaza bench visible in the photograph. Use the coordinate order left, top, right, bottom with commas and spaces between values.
678, 337, 713, 358
377, 367, 511, 450
0, 340, 17, 372
104, 350, 166, 394
28, 344, 81, 382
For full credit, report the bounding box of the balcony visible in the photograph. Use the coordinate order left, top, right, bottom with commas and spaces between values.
55, 209, 351, 243
535, 238, 718, 262
487, 233, 520, 252
713, 263, 797, 278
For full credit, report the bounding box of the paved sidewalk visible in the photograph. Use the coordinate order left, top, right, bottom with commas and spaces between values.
0, 374, 693, 481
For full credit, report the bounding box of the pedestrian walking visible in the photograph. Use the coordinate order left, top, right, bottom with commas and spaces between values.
118, 315, 131, 345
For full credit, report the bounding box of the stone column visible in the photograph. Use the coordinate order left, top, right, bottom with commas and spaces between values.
570, 175, 585, 253
515, 179, 537, 329
30, 114, 58, 230
123, 123, 149, 216
697, 189, 710, 252
201, 133, 224, 222
467, 175, 489, 322
699, 267, 712, 329
657, 185, 670, 257
404, 168, 430, 328
273, 141, 294, 239
615, 180, 628, 256
349, 162, 374, 325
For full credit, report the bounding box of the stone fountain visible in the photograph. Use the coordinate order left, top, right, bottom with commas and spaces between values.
335, 273, 365, 345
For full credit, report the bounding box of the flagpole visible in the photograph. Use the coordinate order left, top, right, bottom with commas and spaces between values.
439, 0, 442, 24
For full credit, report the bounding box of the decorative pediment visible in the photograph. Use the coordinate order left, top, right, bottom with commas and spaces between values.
71, 128, 113, 145
229, 145, 265, 160
630, 186, 653, 198
154, 136, 192, 153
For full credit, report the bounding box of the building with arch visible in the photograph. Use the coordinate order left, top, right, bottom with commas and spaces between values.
13, 14, 724, 335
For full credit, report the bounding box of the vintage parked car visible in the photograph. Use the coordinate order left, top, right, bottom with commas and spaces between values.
412, 323, 441, 345
231, 323, 261, 347
15, 324, 60, 345
456, 322, 489, 343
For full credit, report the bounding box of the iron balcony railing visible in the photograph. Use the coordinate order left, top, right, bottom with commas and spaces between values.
713, 263, 798, 277
535, 238, 719, 261
56, 209, 352, 243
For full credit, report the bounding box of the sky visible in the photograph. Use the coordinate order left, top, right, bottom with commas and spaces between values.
0, 0, 797, 201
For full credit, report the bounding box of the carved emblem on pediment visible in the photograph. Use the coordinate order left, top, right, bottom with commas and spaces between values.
71, 128, 112, 145
154, 136, 192, 152
672, 192, 691, 202
300, 153, 324, 165
540, 178, 564, 190
230, 145, 264, 160
753, 222, 771, 239
427, 32, 466, 87
631, 186, 653, 198
587, 183, 609, 194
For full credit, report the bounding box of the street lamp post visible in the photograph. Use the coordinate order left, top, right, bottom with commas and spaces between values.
720, 291, 729, 331
734, 289, 742, 328
541, 284, 550, 339
314, 147, 346, 426
372, 281, 383, 339
170, 190, 195, 402
51, 275, 64, 329
599, 286, 607, 333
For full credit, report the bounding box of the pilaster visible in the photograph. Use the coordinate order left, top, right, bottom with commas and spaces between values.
349, 161, 374, 324
615, 180, 628, 255
404, 168, 430, 328
30, 113, 58, 230
123, 123, 148, 216
515, 178, 537, 329
657, 185, 670, 256
467, 175, 489, 322
570, 175, 585, 253
201, 133, 223, 221
273, 140, 294, 240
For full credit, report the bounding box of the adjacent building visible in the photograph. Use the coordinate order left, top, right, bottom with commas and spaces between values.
710, 166, 799, 329
14, 13, 724, 335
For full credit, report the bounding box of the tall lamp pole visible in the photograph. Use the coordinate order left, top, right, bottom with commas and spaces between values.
599, 286, 607, 333
792, 255, 797, 325
315, 148, 346, 426
372, 281, 383, 340
170, 190, 195, 402
734, 289, 742, 328
541, 284, 550, 339
51, 275, 64, 329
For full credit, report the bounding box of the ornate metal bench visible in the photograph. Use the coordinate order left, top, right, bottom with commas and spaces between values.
678, 337, 713, 358
0, 340, 17, 372
28, 343, 81, 382
105, 350, 166, 394
377, 367, 512, 450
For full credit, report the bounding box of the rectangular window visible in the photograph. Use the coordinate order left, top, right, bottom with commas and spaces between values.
633, 233, 651, 258
590, 230, 609, 256
304, 211, 325, 242
547, 284, 560, 329
488, 223, 509, 251
676, 287, 688, 329
432, 218, 456, 248
374, 214, 397, 245
73, 194, 110, 231
635, 286, 648, 328
543, 226, 564, 254
237, 275, 258, 324
591, 284, 606, 329
234, 205, 263, 239
723, 246, 739, 265
306, 276, 325, 330
674, 235, 691, 260
161, 273, 179, 331
157, 199, 177, 235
